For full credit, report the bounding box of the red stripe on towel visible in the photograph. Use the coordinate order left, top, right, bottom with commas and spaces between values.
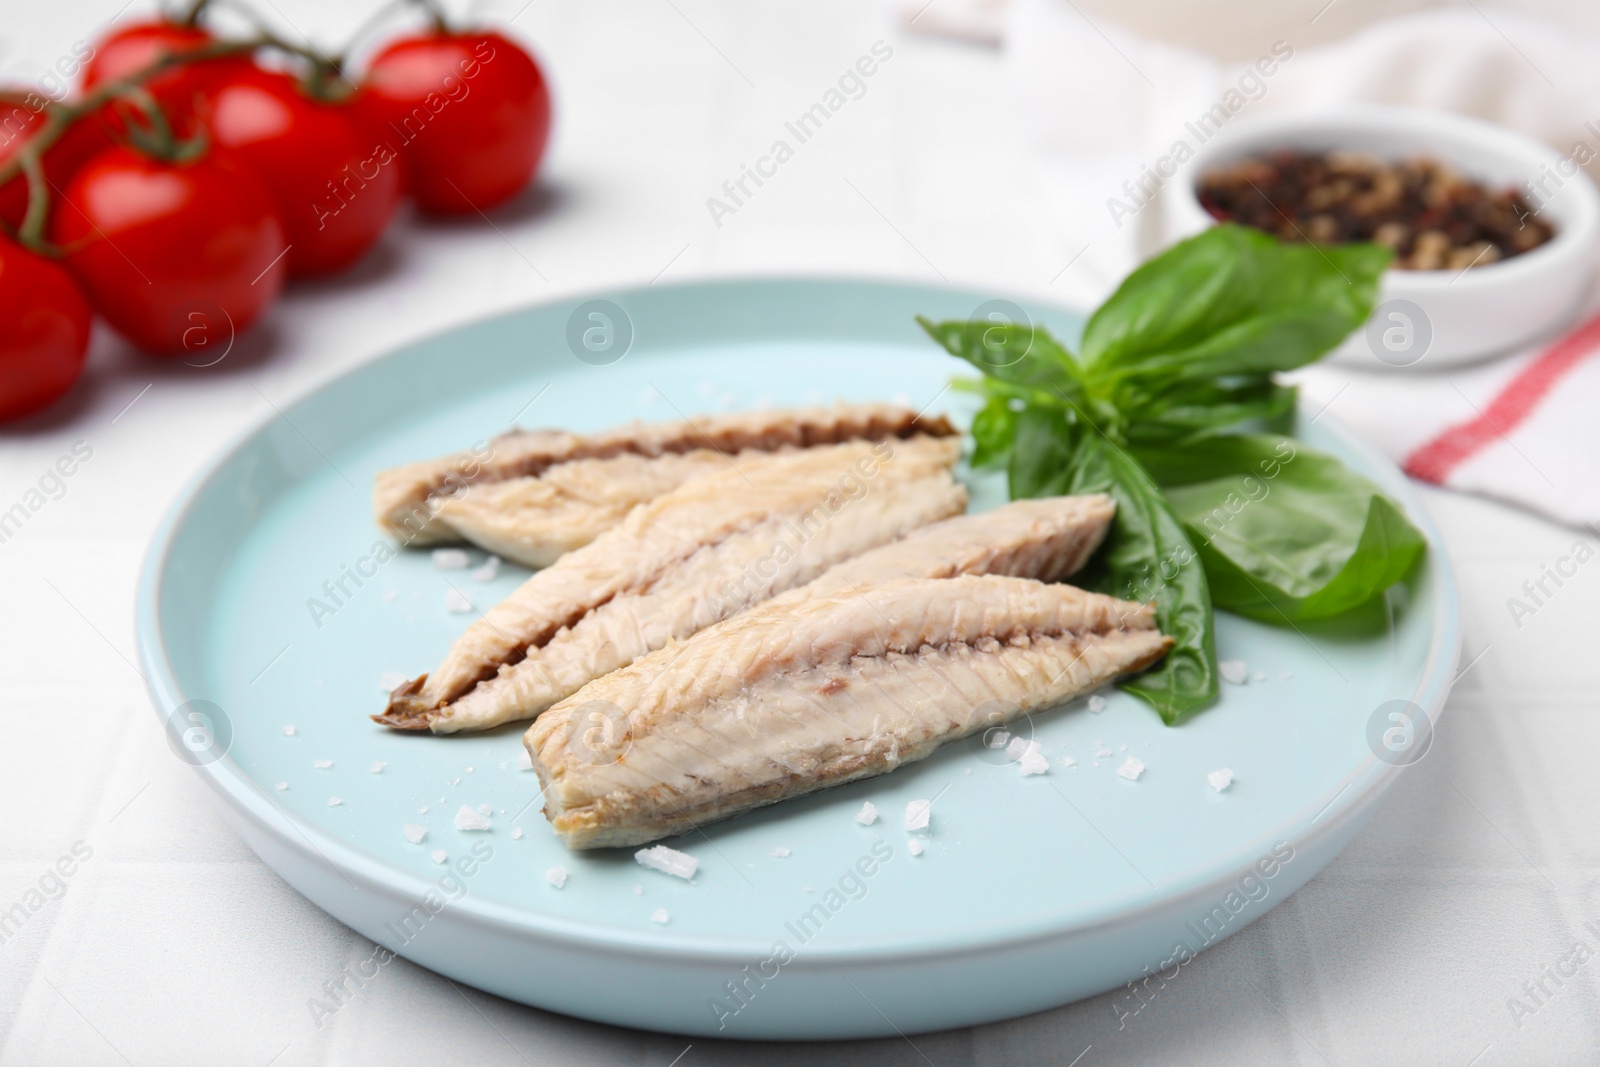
1403, 310, 1600, 484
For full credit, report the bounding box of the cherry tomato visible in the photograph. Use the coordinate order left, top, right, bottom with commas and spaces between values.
0, 235, 91, 422
51, 145, 287, 357
364, 31, 550, 215
81, 20, 256, 135
202, 68, 401, 277
0, 90, 114, 230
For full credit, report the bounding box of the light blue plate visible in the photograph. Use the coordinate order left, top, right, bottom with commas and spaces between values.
135, 277, 1459, 1039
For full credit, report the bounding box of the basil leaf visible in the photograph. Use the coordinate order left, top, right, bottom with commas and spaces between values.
917, 316, 1084, 398
1122, 377, 1298, 446
1007, 408, 1217, 724
1137, 434, 1427, 622
1005, 402, 1078, 499
1080, 226, 1390, 388
969, 392, 1017, 471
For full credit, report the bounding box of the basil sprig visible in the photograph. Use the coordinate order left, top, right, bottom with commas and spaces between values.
920, 225, 1422, 724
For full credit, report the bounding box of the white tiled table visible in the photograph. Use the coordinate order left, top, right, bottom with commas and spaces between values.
3, 2, 1597, 1064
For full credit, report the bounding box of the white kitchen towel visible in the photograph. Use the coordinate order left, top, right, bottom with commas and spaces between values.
1296, 308, 1600, 529
899, 0, 1600, 528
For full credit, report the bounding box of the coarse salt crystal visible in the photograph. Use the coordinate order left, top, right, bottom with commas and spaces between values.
432, 548, 470, 570
477, 803, 492, 816
650, 908, 670, 925
472, 556, 501, 582
1060, 757, 1077, 769
770, 847, 791, 858
908, 839, 925, 856
379, 672, 407, 692
445, 589, 474, 614
1117, 757, 1145, 781
1087, 694, 1107, 713
313, 759, 332, 769
465, 766, 474, 773
282, 725, 296, 736
510, 827, 524, 840
635, 845, 699, 880
1219, 660, 1249, 685
1094, 747, 1113, 759
369, 760, 387, 774
856, 801, 878, 826
517, 747, 535, 771
403, 824, 427, 844
1019, 746, 1051, 776
418, 806, 429, 815
448, 778, 460, 786
1208, 768, 1235, 792
546, 866, 568, 889
905, 799, 931, 831
431, 850, 447, 864
328, 796, 342, 807
987, 730, 1010, 749
1005, 736, 1032, 761
454, 804, 491, 831
274, 781, 288, 791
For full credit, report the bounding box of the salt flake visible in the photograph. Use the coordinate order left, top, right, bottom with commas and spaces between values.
403, 823, 427, 844
855, 801, 879, 826
904, 798, 932, 832
1208, 768, 1235, 792
1019, 746, 1051, 777
510, 827, 524, 840
1117, 757, 1145, 781
908, 839, 925, 856
546, 866, 568, 889
770, 847, 791, 858
454, 804, 492, 831
432, 548, 470, 570
282, 725, 296, 736
274, 781, 289, 791
517, 747, 535, 772
650, 908, 670, 924
430, 850, 447, 864
635, 845, 698, 880
1087, 694, 1107, 714
369, 760, 388, 774
1219, 660, 1249, 685
313, 759, 332, 769
327, 796, 343, 807
472, 556, 501, 582
379, 672, 407, 692
444, 588, 474, 614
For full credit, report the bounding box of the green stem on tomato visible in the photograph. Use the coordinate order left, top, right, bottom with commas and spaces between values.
406, 0, 453, 34
175, 0, 216, 27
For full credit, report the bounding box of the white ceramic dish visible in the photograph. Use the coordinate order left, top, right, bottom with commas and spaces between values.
1165, 104, 1600, 368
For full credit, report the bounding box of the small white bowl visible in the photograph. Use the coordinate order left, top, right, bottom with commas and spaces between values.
1165, 104, 1600, 368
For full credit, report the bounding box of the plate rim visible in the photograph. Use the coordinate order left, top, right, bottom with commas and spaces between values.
134, 273, 1461, 965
